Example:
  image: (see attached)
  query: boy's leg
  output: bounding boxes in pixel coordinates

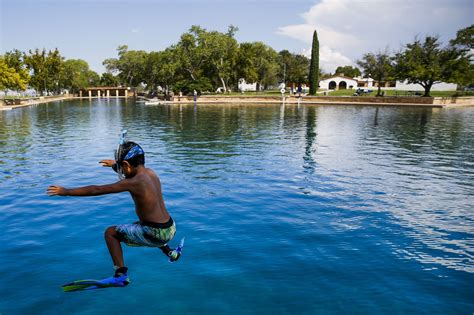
[159,245,172,256]
[159,244,182,262]
[104,226,125,268]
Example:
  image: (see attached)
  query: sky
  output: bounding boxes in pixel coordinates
[1,0,472,73]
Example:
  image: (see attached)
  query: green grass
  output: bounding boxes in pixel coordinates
[204,89,473,97]
[322,89,473,97]
[205,90,284,96]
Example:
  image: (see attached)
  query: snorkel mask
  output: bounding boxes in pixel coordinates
[114,130,145,179]
[115,130,128,179]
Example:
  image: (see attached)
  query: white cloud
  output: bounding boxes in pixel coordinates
[277,0,472,72]
[301,46,352,73]
[278,24,360,49]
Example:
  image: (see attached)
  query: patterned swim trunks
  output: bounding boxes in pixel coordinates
[115,217,176,247]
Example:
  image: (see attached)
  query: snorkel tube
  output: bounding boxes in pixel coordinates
[115,130,128,179]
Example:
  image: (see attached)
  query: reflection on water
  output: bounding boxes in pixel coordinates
[0,99,473,313]
[312,106,474,273]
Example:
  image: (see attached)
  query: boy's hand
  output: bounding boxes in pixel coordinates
[47,185,68,196]
[99,159,116,167]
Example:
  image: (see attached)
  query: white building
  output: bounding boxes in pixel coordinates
[319,76,358,90]
[319,75,457,92]
[395,81,457,91]
[238,78,258,92]
[353,76,374,88]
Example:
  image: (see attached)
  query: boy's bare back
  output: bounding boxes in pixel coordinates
[125,167,170,224]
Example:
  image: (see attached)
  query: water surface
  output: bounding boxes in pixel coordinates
[0,99,473,314]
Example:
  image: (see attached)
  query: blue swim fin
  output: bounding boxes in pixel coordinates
[62,279,101,292]
[62,274,130,292]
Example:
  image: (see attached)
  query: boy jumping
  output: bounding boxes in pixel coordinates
[47,139,181,286]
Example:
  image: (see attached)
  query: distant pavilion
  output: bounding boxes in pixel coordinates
[79,87,134,98]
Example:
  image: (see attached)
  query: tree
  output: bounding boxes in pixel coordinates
[248,42,279,90]
[394,36,468,96]
[319,69,333,80]
[0,57,28,92]
[23,48,47,95]
[144,49,179,92]
[23,48,64,95]
[308,30,319,95]
[206,26,239,92]
[103,57,120,77]
[87,70,100,87]
[292,54,310,84]
[357,50,394,96]
[97,25,320,93]
[450,24,474,50]
[174,77,213,95]
[171,26,280,92]
[334,65,361,78]
[227,41,279,90]
[45,48,63,93]
[2,50,29,92]
[235,42,258,84]
[100,72,120,87]
[4,49,30,89]
[449,25,474,88]
[278,50,291,84]
[170,25,240,93]
[103,45,148,87]
[278,50,309,85]
[61,59,101,93]
[174,26,208,83]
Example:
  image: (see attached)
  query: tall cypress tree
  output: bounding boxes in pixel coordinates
[309,30,319,95]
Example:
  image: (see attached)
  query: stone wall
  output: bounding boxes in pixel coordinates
[433,97,474,106]
[193,95,473,106]
[195,95,437,104]
[303,96,435,104]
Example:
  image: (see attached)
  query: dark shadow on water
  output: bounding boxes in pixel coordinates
[303,106,317,173]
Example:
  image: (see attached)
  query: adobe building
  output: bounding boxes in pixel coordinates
[319,75,358,90]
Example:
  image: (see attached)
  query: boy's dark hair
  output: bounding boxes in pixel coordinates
[118,141,145,167]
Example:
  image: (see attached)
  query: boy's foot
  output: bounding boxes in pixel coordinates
[168,250,181,262]
[168,237,185,263]
[113,266,130,286]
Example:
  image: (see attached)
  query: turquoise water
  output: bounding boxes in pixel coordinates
[0,99,473,314]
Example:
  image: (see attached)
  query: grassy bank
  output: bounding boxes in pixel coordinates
[323,89,474,97]
[204,89,473,98]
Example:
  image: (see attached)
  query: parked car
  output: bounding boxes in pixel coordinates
[353,88,372,96]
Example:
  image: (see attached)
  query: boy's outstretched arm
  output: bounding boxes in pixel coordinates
[47,180,130,197]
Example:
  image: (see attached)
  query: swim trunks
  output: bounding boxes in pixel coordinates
[115,217,176,247]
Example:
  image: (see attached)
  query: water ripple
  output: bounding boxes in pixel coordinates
[0,101,473,313]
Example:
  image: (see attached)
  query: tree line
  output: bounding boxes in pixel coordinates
[1,24,472,97]
[356,25,473,96]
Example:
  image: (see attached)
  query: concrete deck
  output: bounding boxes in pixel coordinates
[0,95,73,110]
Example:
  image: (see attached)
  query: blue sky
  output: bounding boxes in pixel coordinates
[1,0,472,73]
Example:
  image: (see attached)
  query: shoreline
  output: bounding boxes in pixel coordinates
[1,94,473,111]
[143,95,474,108]
[0,95,74,111]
